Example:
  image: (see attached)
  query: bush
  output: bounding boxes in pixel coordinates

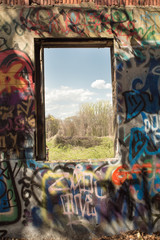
[54,135,102,148]
[46,136,114,160]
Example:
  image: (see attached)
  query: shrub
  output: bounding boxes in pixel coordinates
[54,135,102,148]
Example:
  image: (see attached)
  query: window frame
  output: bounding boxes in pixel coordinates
[34,38,116,161]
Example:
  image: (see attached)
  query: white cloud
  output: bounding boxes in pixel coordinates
[106,93,112,104]
[45,86,94,104]
[45,103,79,119]
[106,93,112,98]
[91,80,112,89]
[45,86,95,119]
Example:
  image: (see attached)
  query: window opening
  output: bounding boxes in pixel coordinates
[35,39,115,161]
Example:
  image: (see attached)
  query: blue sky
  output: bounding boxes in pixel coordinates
[44,48,112,119]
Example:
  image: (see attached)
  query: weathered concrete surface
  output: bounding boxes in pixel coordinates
[0,4,160,239]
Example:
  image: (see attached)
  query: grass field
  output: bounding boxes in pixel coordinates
[46,136,114,161]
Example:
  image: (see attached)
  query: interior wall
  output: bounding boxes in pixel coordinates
[0,5,160,239]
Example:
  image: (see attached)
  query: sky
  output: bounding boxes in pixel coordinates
[44,48,112,119]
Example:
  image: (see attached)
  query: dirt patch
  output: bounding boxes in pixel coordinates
[1,231,160,240]
[93,230,160,240]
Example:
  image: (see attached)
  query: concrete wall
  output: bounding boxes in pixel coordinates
[0,5,160,239]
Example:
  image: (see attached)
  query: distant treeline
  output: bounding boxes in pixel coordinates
[46,100,113,139]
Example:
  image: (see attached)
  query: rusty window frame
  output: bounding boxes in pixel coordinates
[34,38,116,161]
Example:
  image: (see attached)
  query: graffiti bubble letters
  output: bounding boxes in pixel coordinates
[61,193,97,217]
[144,114,160,134]
[32,164,107,220]
[112,162,153,186]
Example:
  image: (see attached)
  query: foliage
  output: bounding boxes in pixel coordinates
[54,135,102,148]
[45,100,114,160]
[46,136,114,161]
[45,115,59,139]
[77,100,113,137]
[46,100,113,139]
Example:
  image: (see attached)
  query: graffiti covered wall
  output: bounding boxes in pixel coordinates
[1,4,160,239]
[2,158,160,239]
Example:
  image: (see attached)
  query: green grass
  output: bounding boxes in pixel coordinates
[46,136,114,161]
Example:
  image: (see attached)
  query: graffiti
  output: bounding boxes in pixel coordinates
[0,18,26,36]
[0,99,35,134]
[0,37,8,49]
[0,21,12,35]
[29,165,103,221]
[124,57,160,121]
[119,122,160,165]
[0,161,21,225]
[15,162,121,226]
[129,128,148,164]
[22,161,151,227]
[0,159,160,236]
[123,89,160,122]
[12,19,26,36]
[20,8,133,37]
[1,2,160,239]
[112,161,160,186]
[18,7,158,41]
[0,50,35,159]
[140,11,159,31]
[0,49,34,96]
[123,118,160,164]
[144,114,160,133]
[22,209,32,226]
[121,52,160,163]
[19,174,32,207]
[61,193,97,217]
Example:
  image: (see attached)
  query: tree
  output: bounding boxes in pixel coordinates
[45,115,59,139]
[46,100,113,139]
[78,100,113,137]
[61,117,77,137]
